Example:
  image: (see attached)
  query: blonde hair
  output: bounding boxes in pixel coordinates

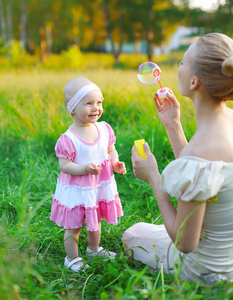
[63,77,93,108]
[191,33,233,101]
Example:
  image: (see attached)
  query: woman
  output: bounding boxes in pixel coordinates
[122,33,233,283]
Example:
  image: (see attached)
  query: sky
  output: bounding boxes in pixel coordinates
[189,0,226,11]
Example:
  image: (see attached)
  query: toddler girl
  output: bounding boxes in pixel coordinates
[50,77,126,272]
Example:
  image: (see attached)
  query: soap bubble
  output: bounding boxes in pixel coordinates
[137,62,161,85]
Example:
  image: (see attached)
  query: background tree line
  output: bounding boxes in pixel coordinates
[0,0,232,62]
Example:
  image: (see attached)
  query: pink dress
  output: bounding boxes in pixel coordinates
[50,121,123,231]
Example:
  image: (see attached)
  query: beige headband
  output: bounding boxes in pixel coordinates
[67,83,104,115]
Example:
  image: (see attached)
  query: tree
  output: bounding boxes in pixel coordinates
[0,0,7,42]
[130,0,185,60]
[0,0,14,44]
[178,0,232,37]
[145,0,154,61]
[100,0,135,63]
[20,0,27,49]
[1,0,231,60]
[6,1,12,41]
[213,0,233,36]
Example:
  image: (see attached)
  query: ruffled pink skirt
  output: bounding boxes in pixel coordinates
[50,159,123,231]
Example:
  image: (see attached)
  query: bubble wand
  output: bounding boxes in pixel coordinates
[134,62,168,158]
[137,62,169,99]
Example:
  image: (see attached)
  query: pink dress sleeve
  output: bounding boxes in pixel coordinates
[55,134,76,161]
[102,121,116,147]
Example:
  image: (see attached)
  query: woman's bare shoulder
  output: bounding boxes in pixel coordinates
[179,143,202,158]
[179,135,233,162]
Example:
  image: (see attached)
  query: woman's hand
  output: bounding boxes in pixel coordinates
[112,161,127,175]
[85,163,102,175]
[131,143,159,183]
[154,89,180,128]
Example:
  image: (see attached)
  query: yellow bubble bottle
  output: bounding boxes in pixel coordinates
[134,139,147,158]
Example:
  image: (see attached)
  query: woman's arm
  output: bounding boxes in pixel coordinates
[165,122,188,159]
[149,174,206,253]
[154,91,188,158]
[132,143,206,253]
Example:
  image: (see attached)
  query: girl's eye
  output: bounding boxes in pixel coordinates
[180,61,183,66]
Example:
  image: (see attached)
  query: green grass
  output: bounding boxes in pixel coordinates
[1,67,233,300]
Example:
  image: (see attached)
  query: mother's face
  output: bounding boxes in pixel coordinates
[178,43,196,97]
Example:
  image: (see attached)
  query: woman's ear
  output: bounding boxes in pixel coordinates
[190,76,199,90]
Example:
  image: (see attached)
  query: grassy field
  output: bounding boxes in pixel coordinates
[1,66,233,300]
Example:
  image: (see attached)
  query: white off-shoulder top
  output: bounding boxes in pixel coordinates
[160,156,233,282]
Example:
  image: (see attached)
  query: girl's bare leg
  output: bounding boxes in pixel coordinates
[87,223,101,250]
[64,227,82,263]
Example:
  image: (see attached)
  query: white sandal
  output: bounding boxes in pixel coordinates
[64,256,89,272]
[86,246,116,258]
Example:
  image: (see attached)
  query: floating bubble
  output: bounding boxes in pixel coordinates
[137,62,161,85]
[137,62,169,100]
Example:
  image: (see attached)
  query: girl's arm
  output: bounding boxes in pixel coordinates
[131,143,206,253]
[59,158,101,176]
[154,91,188,158]
[108,145,127,175]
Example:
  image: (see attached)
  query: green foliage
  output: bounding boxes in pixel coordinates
[41,45,84,70]
[0,40,38,68]
[0,0,232,66]
[5,40,25,64]
[1,66,232,299]
[60,45,83,69]
[0,46,185,71]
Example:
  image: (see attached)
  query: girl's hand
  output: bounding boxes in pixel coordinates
[131,143,159,183]
[154,89,180,128]
[85,163,102,175]
[112,161,127,175]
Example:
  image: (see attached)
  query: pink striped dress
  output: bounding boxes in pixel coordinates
[50,121,123,231]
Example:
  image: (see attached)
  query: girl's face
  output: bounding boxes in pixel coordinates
[73,90,103,126]
[178,43,196,97]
